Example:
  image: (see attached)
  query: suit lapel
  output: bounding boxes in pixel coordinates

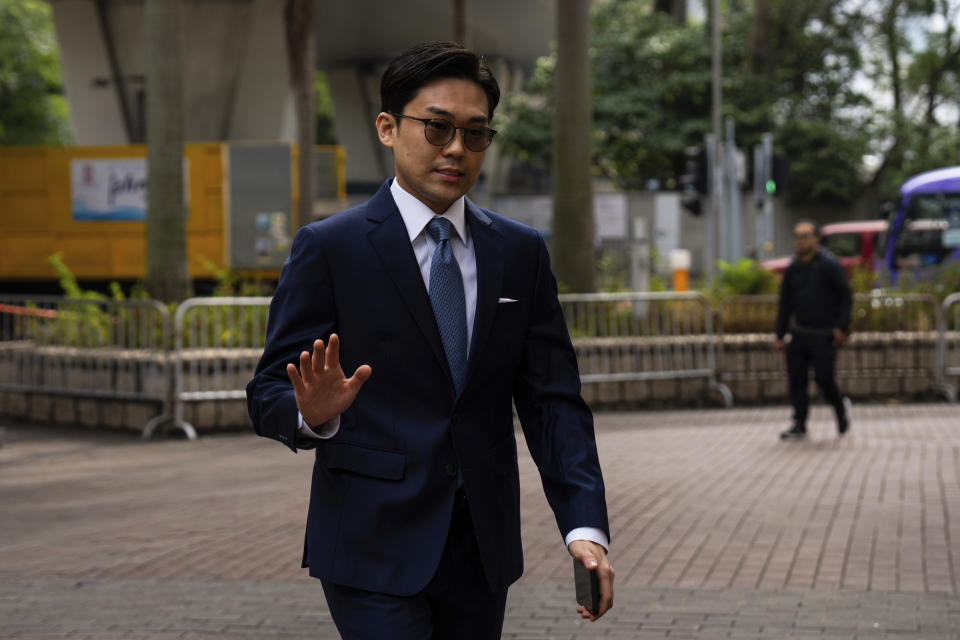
[465,200,504,387]
[365,183,450,381]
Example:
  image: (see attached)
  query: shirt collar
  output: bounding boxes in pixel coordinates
[390,178,467,244]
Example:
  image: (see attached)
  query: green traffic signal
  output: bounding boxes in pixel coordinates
[765,179,777,195]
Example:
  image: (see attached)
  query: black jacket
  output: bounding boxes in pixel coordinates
[776,248,852,340]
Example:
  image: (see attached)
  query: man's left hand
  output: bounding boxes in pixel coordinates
[568,540,614,621]
[832,329,848,347]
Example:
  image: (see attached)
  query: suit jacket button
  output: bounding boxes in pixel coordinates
[444,463,458,477]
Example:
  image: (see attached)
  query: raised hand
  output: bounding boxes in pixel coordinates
[286,334,372,427]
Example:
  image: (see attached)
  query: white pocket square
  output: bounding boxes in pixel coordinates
[498,297,518,303]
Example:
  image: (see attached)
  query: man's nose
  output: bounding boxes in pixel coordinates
[442,130,466,155]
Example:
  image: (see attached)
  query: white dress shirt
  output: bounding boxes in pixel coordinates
[297,179,608,551]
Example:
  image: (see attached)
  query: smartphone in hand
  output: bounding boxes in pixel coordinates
[573,559,600,615]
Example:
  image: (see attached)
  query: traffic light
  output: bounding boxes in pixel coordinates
[768,154,789,196]
[680,145,707,215]
[680,190,702,215]
[692,146,708,195]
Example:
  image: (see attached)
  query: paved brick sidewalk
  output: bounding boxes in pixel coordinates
[1,579,956,638]
[1,403,959,638]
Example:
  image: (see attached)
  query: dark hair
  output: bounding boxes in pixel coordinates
[380,41,500,120]
[795,219,821,237]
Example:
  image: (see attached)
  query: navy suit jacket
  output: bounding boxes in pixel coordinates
[246,181,609,596]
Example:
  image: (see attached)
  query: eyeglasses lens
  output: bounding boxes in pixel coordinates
[423,120,492,152]
[423,121,453,146]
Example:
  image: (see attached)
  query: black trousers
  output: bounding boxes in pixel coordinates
[786,332,846,428]
[320,489,508,640]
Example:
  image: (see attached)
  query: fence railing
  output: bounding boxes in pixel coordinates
[4,291,959,440]
[0,295,172,434]
[938,293,960,402]
[716,291,943,334]
[142,297,272,440]
[559,291,733,407]
[715,290,954,400]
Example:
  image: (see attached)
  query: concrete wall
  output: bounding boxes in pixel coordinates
[51,0,294,145]
[52,0,127,144]
[50,0,549,195]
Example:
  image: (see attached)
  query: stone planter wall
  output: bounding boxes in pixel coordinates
[577,332,955,408]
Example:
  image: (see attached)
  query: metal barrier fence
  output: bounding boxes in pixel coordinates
[715,290,951,400]
[715,291,943,334]
[558,291,733,406]
[6,290,959,440]
[0,295,172,434]
[145,297,272,440]
[938,293,960,402]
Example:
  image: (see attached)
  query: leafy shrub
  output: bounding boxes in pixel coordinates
[708,259,779,299]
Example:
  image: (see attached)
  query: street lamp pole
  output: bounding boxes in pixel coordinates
[708,0,723,275]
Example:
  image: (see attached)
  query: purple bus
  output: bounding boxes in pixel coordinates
[882,166,960,281]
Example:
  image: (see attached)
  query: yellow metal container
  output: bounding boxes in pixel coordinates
[0,143,345,284]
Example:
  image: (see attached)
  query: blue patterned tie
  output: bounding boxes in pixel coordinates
[426,217,468,394]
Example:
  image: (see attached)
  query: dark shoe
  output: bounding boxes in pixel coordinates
[780,425,807,440]
[838,397,852,436]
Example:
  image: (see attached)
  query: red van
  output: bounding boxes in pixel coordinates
[761,220,888,277]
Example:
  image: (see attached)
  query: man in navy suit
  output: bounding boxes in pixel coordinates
[247,41,612,639]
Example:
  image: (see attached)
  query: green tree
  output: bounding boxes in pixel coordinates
[315,71,337,144]
[0,0,71,145]
[590,4,713,189]
[865,0,960,198]
[499,0,879,206]
[728,0,873,204]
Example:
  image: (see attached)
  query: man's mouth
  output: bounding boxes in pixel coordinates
[434,167,464,179]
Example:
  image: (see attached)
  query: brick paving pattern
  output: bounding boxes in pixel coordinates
[1,403,959,638]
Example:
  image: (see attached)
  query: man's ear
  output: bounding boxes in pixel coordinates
[376,112,396,149]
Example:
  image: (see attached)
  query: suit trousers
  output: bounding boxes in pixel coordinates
[786,332,845,428]
[320,489,509,640]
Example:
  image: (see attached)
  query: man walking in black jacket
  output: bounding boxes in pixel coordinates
[775,220,853,440]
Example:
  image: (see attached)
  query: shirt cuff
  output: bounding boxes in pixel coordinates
[565,527,609,552]
[297,413,340,439]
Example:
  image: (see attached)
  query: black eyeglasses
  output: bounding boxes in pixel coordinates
[391,113,497,152]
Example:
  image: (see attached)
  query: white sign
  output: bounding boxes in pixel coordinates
[71,159,147,221]
[71,158,188,221]
[595,193,628,239]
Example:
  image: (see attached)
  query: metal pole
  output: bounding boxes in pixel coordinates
[753,144,764,254]
[726,116,741,260]
[762,132,774,255]
[704,133,715,278]
[710,0,723,270]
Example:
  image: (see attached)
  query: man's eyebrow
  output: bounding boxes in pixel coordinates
[424,106,489,124]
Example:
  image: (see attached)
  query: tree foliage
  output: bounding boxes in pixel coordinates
[0,0,71,145]
[499,0,960,206]
[862,0,960,196]
[315,71,337,144]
